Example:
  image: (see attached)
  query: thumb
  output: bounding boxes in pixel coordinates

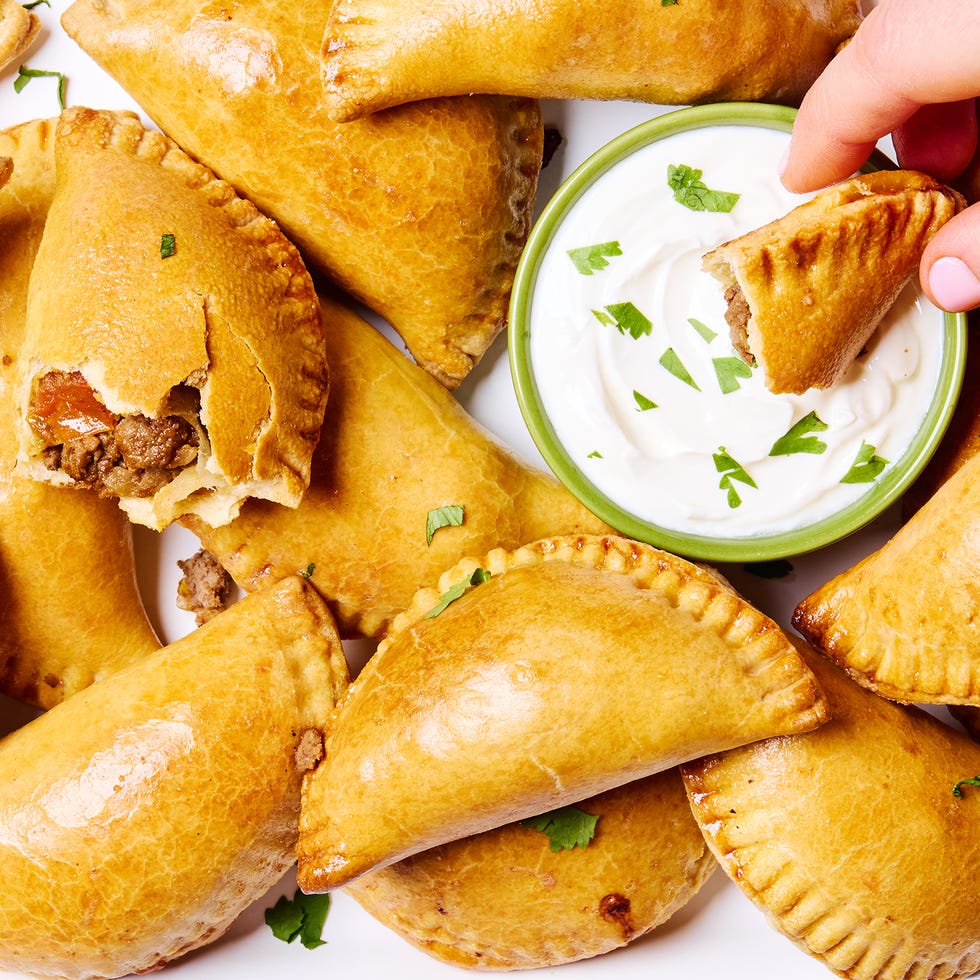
[921,202,980,312]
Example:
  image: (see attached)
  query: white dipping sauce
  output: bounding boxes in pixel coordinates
[528,125,944,540]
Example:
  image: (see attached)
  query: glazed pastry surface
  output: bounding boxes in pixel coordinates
[682,648,980,980]
[297,535,828,891]
[319,0,862,121]
[702,169,964,393]
[62,0,543,387]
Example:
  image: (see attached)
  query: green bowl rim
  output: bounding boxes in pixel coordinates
[508,102,968,563]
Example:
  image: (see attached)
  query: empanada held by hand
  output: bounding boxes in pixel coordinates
[297,534,828,891]
[319,0,861,121]
[17,107,329,531]
[0,576,350,980]
[345,769,716,970]
[682,649,980,980]
[793,451,980,705]
[702,170,964,394]
[61,0,542,389]
[0,117,159,709]
[184,297,612,640]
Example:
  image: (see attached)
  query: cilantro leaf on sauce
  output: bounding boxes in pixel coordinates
[264,890,331,950]
[659,347,700,390]
[840,441,889,484]
[425,504,465,545]
[688,317,717,343]
[520,805,599,852]
[713,446,757,508]
[769,410,829,457]
[633,390,657,411]
[592,301,652,340]
[424,566,491,619]
[712,356,753,394]
[667,163,740,212]
[567,241,623,275]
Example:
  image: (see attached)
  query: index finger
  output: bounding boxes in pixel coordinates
[781,0,980,192]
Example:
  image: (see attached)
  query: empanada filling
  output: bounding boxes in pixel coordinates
[28,369,202,499]
[722,282,755,366]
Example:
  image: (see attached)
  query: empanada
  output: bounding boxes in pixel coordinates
[17,107,329,531]
[61,0,542,389]
[0,575,350,980]
[0,0,39,73]
[319,0,861,121]
[183,297,612,639]
[346,769,716,970]
[702,170,965,394]
[297,534,828,891]
[0,117,159,709]
[681,648,980,980]
[793,451,980,705]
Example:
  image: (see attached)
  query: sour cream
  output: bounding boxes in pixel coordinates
[520,121,951,550]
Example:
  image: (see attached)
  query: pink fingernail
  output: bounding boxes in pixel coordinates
[928,256,980,312]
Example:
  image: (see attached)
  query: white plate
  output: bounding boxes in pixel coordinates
[0,11,920,980]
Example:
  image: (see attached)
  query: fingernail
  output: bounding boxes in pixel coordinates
[928,256,980,312]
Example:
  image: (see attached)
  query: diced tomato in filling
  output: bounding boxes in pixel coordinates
[27,370,118,446]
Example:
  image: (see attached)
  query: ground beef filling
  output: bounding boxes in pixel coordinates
[38,409,199,498]
[723,282,755,366]
[176,548,235,626]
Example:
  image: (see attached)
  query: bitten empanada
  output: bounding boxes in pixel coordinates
[17,107,329,531]
[0,117,159,709]
[319,0,861,121]
[183,297,612,639]
[346,769,716,970]
[0,576,350,979]
[702,170,964,394]
[793,451,980,705]
[0,0,39,72]
[297,534,828,891]
[62,0,542,388]
[682,648,980,980]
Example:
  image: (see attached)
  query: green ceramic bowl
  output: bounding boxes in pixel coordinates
[509,103,967,563]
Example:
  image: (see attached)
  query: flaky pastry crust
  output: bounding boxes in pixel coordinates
[682,648,980,980]
[0,0,39,72]
[17,107,329,530]
[793,451,980,705]
[297,534,827,892]
[702,169,965,393]
[61,0,543,387]
[0,576,350,980]
[346,768,716,970]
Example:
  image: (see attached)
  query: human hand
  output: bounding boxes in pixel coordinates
[780,0,980,312]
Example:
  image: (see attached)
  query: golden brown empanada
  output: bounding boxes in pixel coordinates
[17,107,329,531]
[682,648,980,980]
[319,0,861,121]
[183,297,612,639]
[297,534,828,892]
[61,0,542,389]
[702,170,964,394]
[0,0,39,72]
[0,117,160,709]
[0,575,350,980]
[793,451,980,705]
[345,768,716,970]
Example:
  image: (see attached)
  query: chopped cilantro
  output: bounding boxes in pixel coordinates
[22,0,50,8]
[688,317,717,343]
[769,410,829,457]
[840,441,889,484]
[587,449,603,459]
[424,566,490,619]
[301,563,315,579]
[667,163,740,213]
[662,0,679,5]
[567,241,622,275]
[953,776,980,798]
[633,390,657,411]
[712,356,753,394]
[14,66,67,110]
[520,805,599,852]
[592,301,652,340]
[713,446,757,509]
[659,347,700,390]
[264,890,330,950]
[160,233,176,258]
[425,504,464,545]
